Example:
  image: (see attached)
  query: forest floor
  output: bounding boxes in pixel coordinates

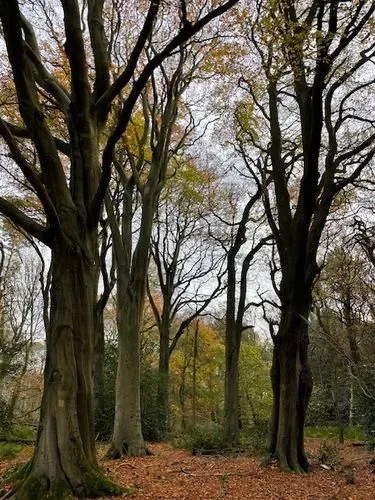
[1,439,374,499]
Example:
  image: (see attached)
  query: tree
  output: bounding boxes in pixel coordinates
[105,46,201,457]
[169,318,225,430]
[0,235,43,436]
[147,163,225,438]
[239,0,375,471]
[239,341,273,428]
[312,245,375,439]
[221,173,272,445]
[0,0,240,496]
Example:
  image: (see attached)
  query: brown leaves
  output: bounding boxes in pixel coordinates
[98,440,375,499]
[1,440,374,499]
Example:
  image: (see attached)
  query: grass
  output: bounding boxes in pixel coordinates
[305,426,366,441]
[0,442,23,460]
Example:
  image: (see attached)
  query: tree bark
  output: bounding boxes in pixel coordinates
[93,307,105,418]
[107,273,146,458]
[223,250,241,445]
[10,239,121,499]
[269,308,313,472]
[157,322,170,439]
[224,326,241,444]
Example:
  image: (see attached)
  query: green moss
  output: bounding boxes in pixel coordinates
[79,465,126,498]
[4,463,128,500]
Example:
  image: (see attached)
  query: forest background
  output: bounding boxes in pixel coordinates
[0,0,374,498]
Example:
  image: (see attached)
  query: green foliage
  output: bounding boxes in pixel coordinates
[241,421,269,456]
[305,425,365,441]
[94,341,117,440]
[0,442,23,459]
[0,398,12,438]
[307,386,338,427]
[185,423,225,453]
[140,369,165,442]
[94,342,167,442]
[9,426,37,442]
[239,343,272,427]
[318,439,340,468]
[356,391,375,447]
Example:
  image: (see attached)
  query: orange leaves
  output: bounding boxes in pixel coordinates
[101,440,375,499]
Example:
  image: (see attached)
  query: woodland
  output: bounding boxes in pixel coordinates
[0,0,374,499]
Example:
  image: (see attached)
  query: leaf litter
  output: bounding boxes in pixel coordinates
[0,440,374,499]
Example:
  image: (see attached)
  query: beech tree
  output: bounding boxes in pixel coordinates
[0,0,239,497]
[147,164,225,438]
[240,0,375,471]
[221,176,272,445]
[105,47,191,457]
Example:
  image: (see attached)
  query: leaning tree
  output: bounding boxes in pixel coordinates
[239,0,375,471]
[0,0,239,497]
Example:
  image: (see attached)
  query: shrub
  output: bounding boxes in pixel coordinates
[187,423,224,454]
[318,439,340,468]
[356,388,375,448]
[0,399,11,439]
[95,343,167,442]
[140,369,165,442]
[94,341,117,441]
[10,426,36,442]
[241,421,269,456]
[305,426,365,441]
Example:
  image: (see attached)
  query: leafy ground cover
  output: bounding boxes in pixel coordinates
[1,440,374,499]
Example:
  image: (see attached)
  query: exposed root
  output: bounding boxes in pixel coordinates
[106,441,147,459]
[3,464,125,500]
[263,451,309,473]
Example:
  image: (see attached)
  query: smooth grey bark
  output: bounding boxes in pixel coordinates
[107,188,155,457]
[110,275,146,457]
[108,49,187,456]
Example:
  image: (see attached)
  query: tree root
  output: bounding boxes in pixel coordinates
[106,441,147,459]
[2,463,125,500]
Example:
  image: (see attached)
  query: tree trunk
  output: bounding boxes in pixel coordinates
[93,308,105,431]
[223,251,241,445]
[349,373,355,427]
[192,321,199,427]
[223,324,241,445]
[107,274,146,458]
[10,240,121,499]
[269,309,313,472]
[157,323,170,439]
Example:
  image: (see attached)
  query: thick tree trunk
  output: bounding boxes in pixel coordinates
[93,303,105,387]
[223,251,241,445]
[268,309,313,472]
[157,324,170,439]
[9,241,121,499]
[223,324,241,445]
[107,275,146,458]
[93,308,105,431]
